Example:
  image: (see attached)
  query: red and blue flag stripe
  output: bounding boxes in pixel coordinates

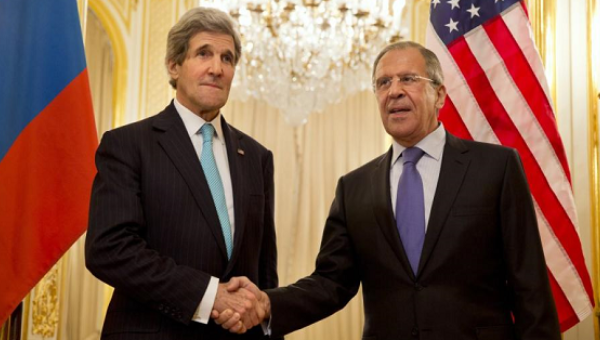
[0,0,97,324]
[426,0,594,331]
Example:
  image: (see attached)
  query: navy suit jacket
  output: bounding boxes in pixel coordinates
[86,102,278,339]
[266,133,559,340]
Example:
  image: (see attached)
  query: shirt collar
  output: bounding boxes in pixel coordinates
[392,122,446,166]
[174,97,225,144]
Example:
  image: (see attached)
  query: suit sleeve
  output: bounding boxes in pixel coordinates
[85,130,210,325]
[500,149,560,339]
[258,150,283,340]
[265,177,361,337]
[258,150,279,291]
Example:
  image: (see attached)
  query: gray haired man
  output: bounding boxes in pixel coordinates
[86,7,278,339]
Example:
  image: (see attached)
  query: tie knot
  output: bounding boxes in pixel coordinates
[200,124,215,143]
[402,147,425,165]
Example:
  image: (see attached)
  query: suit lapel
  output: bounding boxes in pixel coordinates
[153,103,228,259]
[371,148,415,279]
[417,133,470,275]
[221,117,248,274]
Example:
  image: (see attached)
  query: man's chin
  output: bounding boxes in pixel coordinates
[196,97,227,109]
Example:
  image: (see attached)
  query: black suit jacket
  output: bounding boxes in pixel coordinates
[85,102,278,339]
[266,133,559,340]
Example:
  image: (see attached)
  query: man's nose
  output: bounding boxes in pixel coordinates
[209,58,223,76]
[387,79,406,99]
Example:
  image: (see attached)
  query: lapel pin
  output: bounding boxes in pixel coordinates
[237,149,245,155]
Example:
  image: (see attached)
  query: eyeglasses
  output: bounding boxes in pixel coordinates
[373,74,436,92]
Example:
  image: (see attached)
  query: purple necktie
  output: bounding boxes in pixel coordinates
[396,147,425,275]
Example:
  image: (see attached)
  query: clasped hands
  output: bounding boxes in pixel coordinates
[211,276,270,334]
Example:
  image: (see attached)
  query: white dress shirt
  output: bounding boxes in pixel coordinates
[174,98,234,324]
[390,124,446,230]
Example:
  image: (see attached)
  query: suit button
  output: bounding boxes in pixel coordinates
[414,283,423,291]
[411,327,419,337]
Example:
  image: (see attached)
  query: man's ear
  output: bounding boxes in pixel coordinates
[436,84,447,109]
[167,60,179,80]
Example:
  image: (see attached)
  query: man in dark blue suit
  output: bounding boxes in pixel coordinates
[85,7,277,339]
[215,41,560,340]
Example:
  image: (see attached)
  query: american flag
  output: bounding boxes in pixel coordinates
[426,0,595,332]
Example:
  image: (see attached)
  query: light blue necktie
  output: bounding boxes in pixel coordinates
[200,124,232,259]
[396,147,426,275]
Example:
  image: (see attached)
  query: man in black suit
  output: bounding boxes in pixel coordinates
[85,7,277,339]
[215,41,560,339]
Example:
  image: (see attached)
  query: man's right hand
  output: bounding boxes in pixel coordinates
[212,276,271,333]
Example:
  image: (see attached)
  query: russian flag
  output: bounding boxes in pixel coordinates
[0,0,97,324]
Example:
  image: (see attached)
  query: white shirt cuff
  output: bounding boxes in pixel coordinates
[191,276,219,324]
[263,315,272,335]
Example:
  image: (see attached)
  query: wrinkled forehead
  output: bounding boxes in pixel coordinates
[188,31,235,52]
[375,48,427,78]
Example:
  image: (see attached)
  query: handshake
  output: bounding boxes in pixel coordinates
[211,276,271,334]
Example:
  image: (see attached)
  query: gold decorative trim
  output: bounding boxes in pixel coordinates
[106,0,136,30]
[22,295,30,340]
[89,0,128,128]
[77,0,89,34]
[526,0,544,66]
[31,266,60,337]
[587,0,600,336]
[137,1,148,121]
[56,250,71,340]
[526,0,557,110]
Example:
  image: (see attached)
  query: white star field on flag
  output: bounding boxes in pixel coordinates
[447,0,460,10]
[466,4,480,18]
